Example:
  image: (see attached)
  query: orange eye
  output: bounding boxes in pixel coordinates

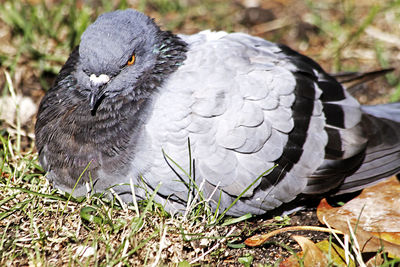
[127,54,135,65]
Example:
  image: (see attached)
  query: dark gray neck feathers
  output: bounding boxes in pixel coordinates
[35,19,187,186]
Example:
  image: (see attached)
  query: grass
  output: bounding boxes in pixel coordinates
[0,130,256,265]
[1,0,400,265]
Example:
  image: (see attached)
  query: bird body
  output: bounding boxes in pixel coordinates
[35,9,400,216]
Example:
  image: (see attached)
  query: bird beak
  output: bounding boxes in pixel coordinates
[89,88,101,111]
[89,74,110,111]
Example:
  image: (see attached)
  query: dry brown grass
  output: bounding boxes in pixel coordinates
[1,0,400,265]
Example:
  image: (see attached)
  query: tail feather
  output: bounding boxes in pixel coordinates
[336,109,400,193]
[332,68,394,93]
[361,102,400,123]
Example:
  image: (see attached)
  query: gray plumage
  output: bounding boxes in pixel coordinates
[35,9,400,216]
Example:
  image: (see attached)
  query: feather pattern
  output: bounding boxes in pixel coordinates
[35,9,400,216]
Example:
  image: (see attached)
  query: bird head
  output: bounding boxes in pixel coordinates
[75,9,164,112]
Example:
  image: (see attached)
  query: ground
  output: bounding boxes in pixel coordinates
[1,0,400,266]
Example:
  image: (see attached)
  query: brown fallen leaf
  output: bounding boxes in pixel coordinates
[365,253,384,267]
[280,237,357,267]
[317,176,400,257]
[316,240,355,267]
[280,235,328,267]
[244,225,342,247]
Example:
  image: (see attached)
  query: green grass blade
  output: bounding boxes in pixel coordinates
[215,165,277,224]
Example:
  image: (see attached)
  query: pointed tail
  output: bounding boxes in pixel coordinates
[336,103,400,193]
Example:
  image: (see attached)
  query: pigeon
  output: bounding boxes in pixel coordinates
[35,9,400,216]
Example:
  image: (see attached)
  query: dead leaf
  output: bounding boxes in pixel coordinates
[316,240,355,267]
[317,176,400,257]
[365,253,384,267]
[279,254,300,267]
[0,95,37,125]
[244,226,341,247]
[280,235,328,267]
